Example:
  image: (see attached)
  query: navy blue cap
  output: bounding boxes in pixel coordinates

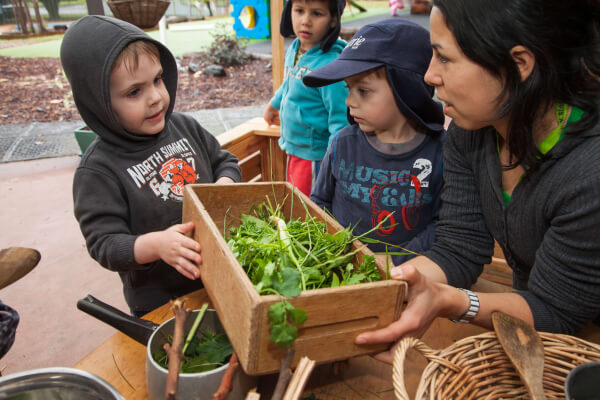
[280,0,346,53]
[303,18,444,133]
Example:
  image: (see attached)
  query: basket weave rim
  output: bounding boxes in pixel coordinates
[393,331,600,400]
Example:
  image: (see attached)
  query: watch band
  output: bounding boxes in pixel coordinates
[452,288,480,324]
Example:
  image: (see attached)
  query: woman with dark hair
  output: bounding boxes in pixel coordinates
[355,0,600,363]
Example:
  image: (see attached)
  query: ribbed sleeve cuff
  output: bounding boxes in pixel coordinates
[109,234,146,270]
[217,167,242,183]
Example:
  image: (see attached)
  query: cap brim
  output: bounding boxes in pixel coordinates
[303,59,384,87]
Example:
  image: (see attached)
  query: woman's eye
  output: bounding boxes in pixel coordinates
[359,88,369,96]
[154,76,162,85]
[436,53,449,63]
[127,88,140,97]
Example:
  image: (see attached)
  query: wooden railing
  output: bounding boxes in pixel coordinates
[218,117,286,183]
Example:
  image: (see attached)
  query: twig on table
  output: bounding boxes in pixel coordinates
[282,356,315,400]
[165,299,190,400]
[271,347,295,400]
[213,352,239,400]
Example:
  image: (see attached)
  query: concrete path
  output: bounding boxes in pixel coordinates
[0,105,267,163]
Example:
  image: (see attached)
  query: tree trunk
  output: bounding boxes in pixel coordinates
[32,0,47,32]
[204,0,213,16]
[11,0,28,34]
[40,0,59,20]
[22,0,35,33]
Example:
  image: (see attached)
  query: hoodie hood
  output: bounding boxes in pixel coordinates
[60,15,178,149]
[280,0,345,53]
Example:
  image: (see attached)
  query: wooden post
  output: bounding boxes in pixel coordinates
[269,0,284,94]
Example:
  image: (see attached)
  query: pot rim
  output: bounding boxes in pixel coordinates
[146,309,230,378]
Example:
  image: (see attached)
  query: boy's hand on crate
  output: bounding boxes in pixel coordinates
[134,222,202,280]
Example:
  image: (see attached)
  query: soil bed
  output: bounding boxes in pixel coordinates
[0,56,272,125]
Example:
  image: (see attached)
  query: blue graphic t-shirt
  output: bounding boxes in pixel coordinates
[311,124,445,264]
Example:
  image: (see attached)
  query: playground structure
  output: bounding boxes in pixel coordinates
[230,0,270,39]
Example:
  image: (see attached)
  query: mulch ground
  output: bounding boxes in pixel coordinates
[0,55,273,125]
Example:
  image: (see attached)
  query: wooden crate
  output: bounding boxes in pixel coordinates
[182,182,406,375]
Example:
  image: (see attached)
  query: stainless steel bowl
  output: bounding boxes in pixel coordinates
[0,367,124,399]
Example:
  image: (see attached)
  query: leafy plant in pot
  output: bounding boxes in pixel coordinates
[77,295,256,399]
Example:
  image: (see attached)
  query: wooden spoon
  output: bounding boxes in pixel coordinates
[492,311,546,399]
[0,247,41,289]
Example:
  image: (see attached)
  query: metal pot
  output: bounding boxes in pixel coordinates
[565,361,600,400]
[0,367,124,399]
[77,295,256,400]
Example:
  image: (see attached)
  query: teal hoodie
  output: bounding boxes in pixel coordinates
[270,38,349,161]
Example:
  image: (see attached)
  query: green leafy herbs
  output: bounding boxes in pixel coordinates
[153,330,233,374]
[225,197,386,348]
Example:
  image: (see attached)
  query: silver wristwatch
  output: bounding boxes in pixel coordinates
[452,288,480,324]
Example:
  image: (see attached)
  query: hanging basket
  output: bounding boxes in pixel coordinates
[107,0,171,29]
[393,331,600,399]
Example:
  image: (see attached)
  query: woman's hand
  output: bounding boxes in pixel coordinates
[263,104,280,126]
[355,263,462,364]
[134,222,202,280]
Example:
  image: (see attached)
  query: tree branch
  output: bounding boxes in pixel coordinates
[164,299,190,400]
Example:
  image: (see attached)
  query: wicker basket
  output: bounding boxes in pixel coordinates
[393,332,600,399]
[107,0,171,29]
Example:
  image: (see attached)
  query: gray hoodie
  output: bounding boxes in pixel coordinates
[61,16,241,314]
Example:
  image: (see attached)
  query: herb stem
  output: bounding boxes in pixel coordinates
[270,215,306,291]
[182,303,208,356]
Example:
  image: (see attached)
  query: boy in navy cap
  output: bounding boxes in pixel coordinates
[304,19,445,264]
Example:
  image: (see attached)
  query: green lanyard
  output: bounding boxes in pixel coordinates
[499,103,569,205]
[538,103,568,154]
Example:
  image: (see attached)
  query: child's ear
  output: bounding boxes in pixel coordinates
[510,45,535,82]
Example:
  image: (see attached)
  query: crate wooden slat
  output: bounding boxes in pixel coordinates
[182,182,406,375]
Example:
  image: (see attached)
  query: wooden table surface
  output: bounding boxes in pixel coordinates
[74,288,496,400]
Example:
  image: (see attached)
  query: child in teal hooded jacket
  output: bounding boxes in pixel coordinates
[263,0,349,196]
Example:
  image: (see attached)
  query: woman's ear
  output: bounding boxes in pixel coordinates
[510,45,535,82]
[330,16,337,29]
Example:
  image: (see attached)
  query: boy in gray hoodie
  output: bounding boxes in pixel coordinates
[61,16,241,316]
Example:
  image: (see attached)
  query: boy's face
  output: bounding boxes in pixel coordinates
[110,53,170,136]
[291,0,336,52]
[345,69,402,135]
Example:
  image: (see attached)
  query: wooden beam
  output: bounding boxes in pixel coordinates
[270,0,285,93]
